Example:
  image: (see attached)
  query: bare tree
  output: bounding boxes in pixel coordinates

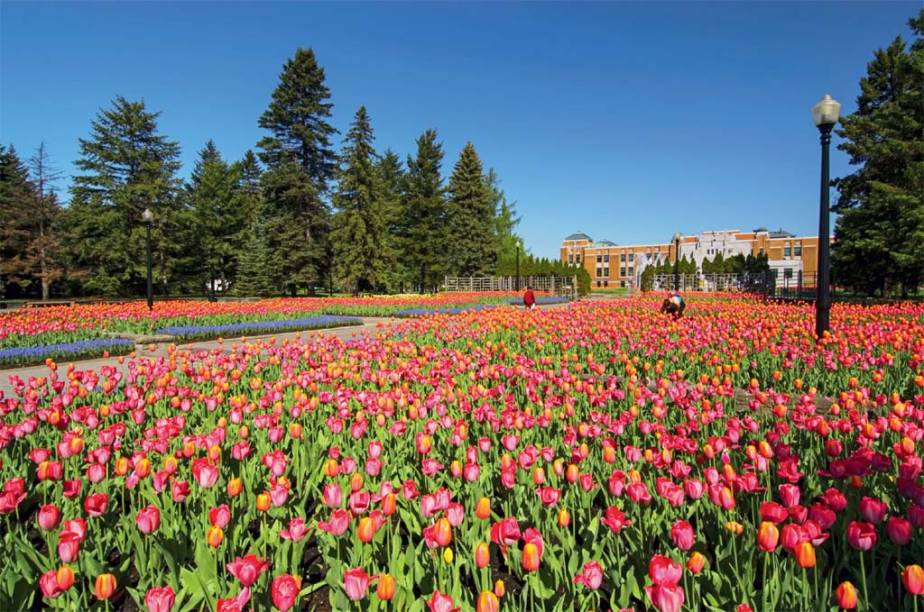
[28,142,64,300]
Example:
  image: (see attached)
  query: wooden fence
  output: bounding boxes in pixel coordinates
[443,276,577,298]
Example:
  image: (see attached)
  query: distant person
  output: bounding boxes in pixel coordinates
[523,286,536,310]
[660,290,685,319]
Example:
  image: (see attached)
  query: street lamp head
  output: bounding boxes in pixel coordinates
[142,208,154,223]
[672,232,682,243]
[812,94,841,129]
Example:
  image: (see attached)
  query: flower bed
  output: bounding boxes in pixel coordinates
[0,337,134,367]
[155,315,363,342]
[1,298,923,610]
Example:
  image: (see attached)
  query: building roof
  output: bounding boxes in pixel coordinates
[769,228,794,238]
[564,232,592,241]
[594,239,617,247]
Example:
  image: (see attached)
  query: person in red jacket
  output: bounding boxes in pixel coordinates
[523,286,536,310]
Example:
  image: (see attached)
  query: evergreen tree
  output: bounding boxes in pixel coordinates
[233,201,275,297]
[187,141,248,298]
[403,129,446,292]
[331,106,389,294]
[0,145,38,297]
[445,143,496,276]
[486,169,523,275]
[66,96,182,296]
[27,143,65,299]
[257,48,337,294]
[832,10,924,296]
[376,149,407,292]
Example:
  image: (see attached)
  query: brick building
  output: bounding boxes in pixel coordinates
[561,228,820,289]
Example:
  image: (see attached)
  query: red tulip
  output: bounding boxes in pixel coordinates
[57,530,81,563]
[427,589,457,612]
[778,484,801,508]
[136,504,160,535]
[226,553,269,587]
[209,504,231,528]
[280,517,310,542]
[37,504,61,530]
[846,521,877,551]
[887,516,912,546]
[859,497,887,524]
[648,554,683,586]
[271,574,301,611]
[601,505,632,534]
[84,493,108,517]
[318,509,351,536]
[646,584,685,612]
[145,585,176,612]
[343,567,373,601]
[670,520,694,551]
[489,517,520,553]
[573,560,604,590]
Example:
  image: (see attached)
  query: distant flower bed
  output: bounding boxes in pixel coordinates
[506,296,571,305]
[156,316,363,342]
[393,304,505,318]
[0,337,134,367]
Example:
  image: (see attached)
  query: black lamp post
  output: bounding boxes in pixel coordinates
[142,207,154,311]
[811,94,840,338]
[672,232,682,291]
[515,240,521,291]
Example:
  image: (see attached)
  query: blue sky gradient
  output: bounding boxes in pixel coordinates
[1,1,918,257]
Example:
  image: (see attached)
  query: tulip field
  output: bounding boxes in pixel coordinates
[2,295,924,611]
[0,294,519,366]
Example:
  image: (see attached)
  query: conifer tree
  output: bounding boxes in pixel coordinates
[0,145,37,297]
[376,149,407,292]
[445,143,496,275]
[833,10,924,296]
[331,106,388,293]
[66,96,182,296]
[403,129,446,292]
[257,48,337,294]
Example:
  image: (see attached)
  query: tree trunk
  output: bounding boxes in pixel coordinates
[39,219,49,301]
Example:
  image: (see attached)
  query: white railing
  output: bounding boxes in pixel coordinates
[443,276,577,298]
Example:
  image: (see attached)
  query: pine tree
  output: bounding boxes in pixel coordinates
[0,145,37,297]
[445,144,496,276]
[27,143,65,300]
[257,48,337,294]
[487,169,523,275]
[66,96,182,296]
[832,10,924,296]
[233,201,275,297]
[331,106,388,294]
[403,129,446,292]
[376,149,407,292]
[187,141,248,298]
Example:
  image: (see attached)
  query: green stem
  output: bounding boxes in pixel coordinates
[860,552,869,611]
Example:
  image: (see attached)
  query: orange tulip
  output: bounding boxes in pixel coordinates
[381,493,397,516]
[475,497,491,520]
[434,517,452,547]
[94,574,117,600]
[557,508,571,528]
[256,492,271,512]
[475,542,490,569]
[794,541,816,568]
[376,574,396,601]
[357,517,375,543]
[227,478,243,497]
[522,542,541,572]
[56,565,75,591]
[207,526,224,548]
[757,521,779,553]
[494,579,505,598]
[687,551,706,574]
[834,581,858,609]
[477,591,500,612]
[903,565,924,595]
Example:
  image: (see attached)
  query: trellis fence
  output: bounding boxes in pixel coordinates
[443,276,577,298]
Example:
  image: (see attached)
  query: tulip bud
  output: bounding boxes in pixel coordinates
[757,521,779,553]
[903,565,924,596]
[794,541,816,568]
[256,492,271,512]
[207,526,224,548]
[227,478,243,497]
[522,542,541,572]
[56,566,75,591]
[381,493,397,516]
[357,517,375,543]
[834,581,858,609]
[376,574,396,601]
[687,551,706,574]
[475,497,491,520]
[475,542,490,569]
[557,508,571,528]
[434,517,452,547]
[477,591,500,612]
[494,579,505,598]
[94,574,117,600]
[443,547,454,565]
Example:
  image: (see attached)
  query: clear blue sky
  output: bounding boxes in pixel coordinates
[1,1,918,257]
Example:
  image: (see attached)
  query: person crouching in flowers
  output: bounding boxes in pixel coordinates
[660,290,685,319]
[523,286,536,310]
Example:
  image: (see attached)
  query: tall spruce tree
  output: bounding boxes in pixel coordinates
[233,199,276,298]
[0,145,38,297]
[66,96,182,296]
[331,107,388,293]
[486,169,522,275]
[27,143,65,299]
[832,10,924,296]
[403,129,446,292]
[257,48,337,294]
[187,141,248,298]
[376,149,407,292]
[445,143,496,276]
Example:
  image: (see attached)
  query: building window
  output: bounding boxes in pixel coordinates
[603,280,608,287]
[794,245,802,256]
[568,254,573,264]
[628,267,634,276]
[620,253,626,262]
[784,246,791,257]
[759,248,765,256]
[576,255,581,263]
[602,267,608,277]
[620,267,626,277]
[784,268,793,279]
[596,281,601,287]
[604,254,609,263]
[596,255,602,264]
